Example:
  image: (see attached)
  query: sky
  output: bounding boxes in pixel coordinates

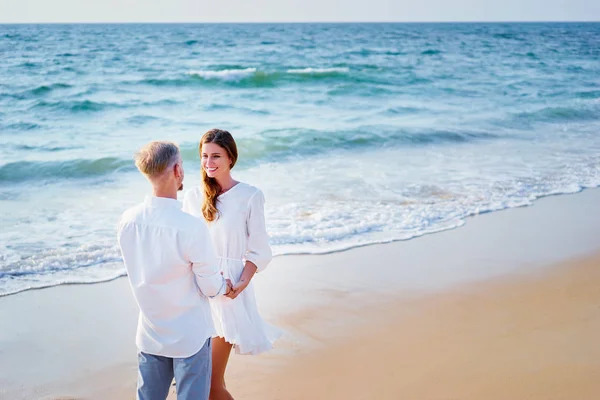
[1,0,599,23]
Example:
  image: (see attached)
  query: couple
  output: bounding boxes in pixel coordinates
[117,129,280,400]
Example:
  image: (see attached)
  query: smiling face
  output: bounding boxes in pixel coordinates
[201,142,233,180]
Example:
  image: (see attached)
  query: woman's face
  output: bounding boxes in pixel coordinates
[201,142,232,179]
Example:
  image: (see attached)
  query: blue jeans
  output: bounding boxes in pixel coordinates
[137,338,212,400]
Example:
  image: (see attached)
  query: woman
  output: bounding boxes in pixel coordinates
[183,128,281,400]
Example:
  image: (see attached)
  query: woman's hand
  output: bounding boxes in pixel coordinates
[225,261,258,299]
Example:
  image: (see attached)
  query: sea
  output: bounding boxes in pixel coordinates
[1,22,599,296]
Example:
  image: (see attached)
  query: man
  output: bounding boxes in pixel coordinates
[118,141,231,400]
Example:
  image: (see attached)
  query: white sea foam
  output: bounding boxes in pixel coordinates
[286,67,349,74]
[234,136,600,256]
[187,68,257,81]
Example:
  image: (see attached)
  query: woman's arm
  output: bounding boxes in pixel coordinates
[226,190,271,299]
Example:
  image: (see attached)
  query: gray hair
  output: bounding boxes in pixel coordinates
[134,141,180,177]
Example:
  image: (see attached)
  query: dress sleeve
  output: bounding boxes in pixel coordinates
[244,189,272,272]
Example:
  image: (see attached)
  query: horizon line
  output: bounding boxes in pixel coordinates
[1,20,600,25]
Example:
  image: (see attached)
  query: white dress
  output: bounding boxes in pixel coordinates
[182,182,281,355]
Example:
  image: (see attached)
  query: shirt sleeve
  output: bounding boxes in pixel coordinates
[185,221,225,298]
[244,190,273,272]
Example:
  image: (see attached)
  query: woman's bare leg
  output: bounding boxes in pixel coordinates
[210,337,234,400]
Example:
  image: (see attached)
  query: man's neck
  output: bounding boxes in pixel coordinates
[152,187,177,200]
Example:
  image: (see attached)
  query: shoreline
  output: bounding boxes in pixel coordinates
[0,188,599,399]
[2,186,598,299]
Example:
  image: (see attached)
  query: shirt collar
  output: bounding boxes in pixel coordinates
[144,195,182,209]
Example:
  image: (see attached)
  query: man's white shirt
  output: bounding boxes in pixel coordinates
[118,195,225,358]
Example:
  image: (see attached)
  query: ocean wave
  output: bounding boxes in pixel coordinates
[2,121,42,131]
[492,32,526,41]
[126,114,169,125]
[28,83,72,95]
[32,99,109,113]
[1,83,73,101]
[0,127,497,183]
[204,103,270,115]
[139,67,353,88]
[29,98,177,113]
[515,106,600,123]
[0,157,134,184]
[0,244,124,297]
[1,244,121,277]
[327,84,396,96]
[576,90,600,99]
[384,106,427,115]
[345,48,405,56]
[10,144,81,152]
[1,126,503,185]
[179,127,499,165]
[19,61,40,68]
[187,67,258,81]
[3,33,21,39]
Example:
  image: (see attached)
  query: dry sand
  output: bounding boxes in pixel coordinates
[223,253,600,400]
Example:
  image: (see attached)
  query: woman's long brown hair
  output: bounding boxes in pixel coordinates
[200,129,238,222]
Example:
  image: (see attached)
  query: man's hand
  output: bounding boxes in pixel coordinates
[225,279,249,300]
[224,279,233,296]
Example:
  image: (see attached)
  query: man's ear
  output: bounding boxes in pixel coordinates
[173,163,182,179]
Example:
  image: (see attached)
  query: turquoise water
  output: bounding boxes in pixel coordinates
[1,23,599,296]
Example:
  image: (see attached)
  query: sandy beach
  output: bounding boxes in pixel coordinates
[226,252,600,400]
[1,189,599,400]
